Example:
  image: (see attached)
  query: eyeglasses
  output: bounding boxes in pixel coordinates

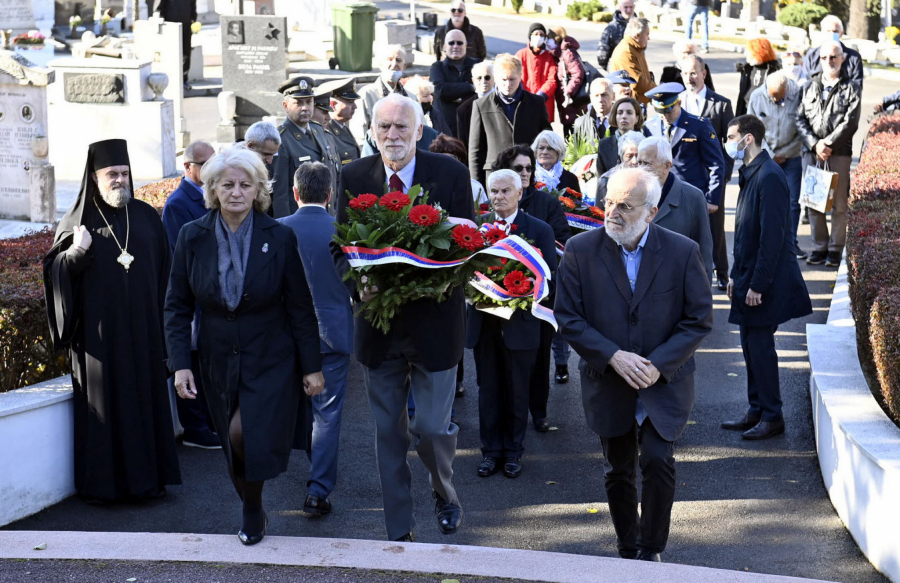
[604,200,649,213]
[474,75,491,81]
[512,164,534,173]
[450,7,465,13]
[820,55,839,61]
[447,41,465,46]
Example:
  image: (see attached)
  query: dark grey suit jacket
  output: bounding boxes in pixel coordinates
[468,90,550,185]
[654,174,714,279]
[554,224,713,441]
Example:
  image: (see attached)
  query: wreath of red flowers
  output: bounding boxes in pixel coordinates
[380,191,411,211]
[408,204,441,227]
[566,187,583,199]
[589,205,605,218]
[560,197,576,209]
[503,270,532,295]
[349,193,378,210]
[534,181,547,190]
[452,224,485,251]
[483,226,508,245]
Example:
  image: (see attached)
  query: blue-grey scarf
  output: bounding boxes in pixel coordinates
[215,210,253,312]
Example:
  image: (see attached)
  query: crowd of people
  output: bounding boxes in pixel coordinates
[44,0,883,564]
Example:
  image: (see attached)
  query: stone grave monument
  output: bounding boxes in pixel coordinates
[47,57,176,180]
[133,16,190,149]
[219,14,288,142]
[0,0,54,36]
[0,51,56,222]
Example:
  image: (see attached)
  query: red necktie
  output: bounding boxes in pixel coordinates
[389,173,404,193]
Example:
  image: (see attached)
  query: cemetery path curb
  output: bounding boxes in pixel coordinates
[0,530,837,583]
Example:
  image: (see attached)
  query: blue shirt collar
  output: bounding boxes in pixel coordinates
[619,225,650,254]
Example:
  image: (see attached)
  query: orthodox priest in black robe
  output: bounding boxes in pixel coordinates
[43,139,182,502]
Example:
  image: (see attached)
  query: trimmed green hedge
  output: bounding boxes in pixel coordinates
[777,3,828,29]
[847,111,900,425]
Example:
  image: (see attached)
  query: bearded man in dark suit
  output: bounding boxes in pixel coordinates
[333,93,475,543]
[555,167,713,562]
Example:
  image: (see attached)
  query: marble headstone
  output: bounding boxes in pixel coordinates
[0,0,53,34]
[0,51,54,221]
[220,14,288,141]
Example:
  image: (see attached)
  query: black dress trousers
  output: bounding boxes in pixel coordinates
[529,321,555,420]
[740,324,782,422]
[600,418,677,557]
[710,200,729,280]
[474,315,536,459]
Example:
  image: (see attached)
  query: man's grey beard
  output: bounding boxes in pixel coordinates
[606,212,649,248]
[377,137,415,162]
[99,184,132,208]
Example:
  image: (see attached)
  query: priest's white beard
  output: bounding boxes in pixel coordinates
[99,183,132,208]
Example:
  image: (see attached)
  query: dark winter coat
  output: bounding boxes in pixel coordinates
[596,10,629,70]
[433,17,487,62]
[735,60,780,116]
[795,72,862,158]
[430,56,478,137]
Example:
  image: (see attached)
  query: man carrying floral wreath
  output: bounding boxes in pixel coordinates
[333,93,475,542]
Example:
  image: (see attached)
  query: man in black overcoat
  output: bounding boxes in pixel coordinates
[721,115,813,440]
[466,169,557,480]
[333,93,475,542]
[555,167,713,562]
[430,29,477,138]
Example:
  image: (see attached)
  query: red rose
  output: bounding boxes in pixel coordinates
[349,193,378,210]
[483,227,507,244]
[452,224,485,251]
[509,224,519,232]
[380,191,411,211]
[409,204,441,227]
[503,270,532,295]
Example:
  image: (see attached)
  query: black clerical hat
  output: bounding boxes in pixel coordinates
[90,139,131,171]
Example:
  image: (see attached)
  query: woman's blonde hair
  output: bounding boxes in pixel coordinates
[201,145,272,213]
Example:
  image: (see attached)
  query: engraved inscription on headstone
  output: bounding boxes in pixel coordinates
[0,85,45,219]
[64,73,125,103]
[0,0,37,31]
[221,15,288,138]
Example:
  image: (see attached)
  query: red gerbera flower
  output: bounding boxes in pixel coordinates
[349,193,378,210]
[566,187,583,199]
[503,270,532,295]
[479,203,490,212]
[452,224,484,251]
[589,206,605,218]
[408,204,441,227]
[560,197,576,209]
[483,227,507,245]
[534,181,547,190]
[380,191,411,211]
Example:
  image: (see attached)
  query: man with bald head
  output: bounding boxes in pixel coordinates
[573,78,614,143]
[796,40,861,267]
[555,167,713,562]
[334,93,475,542]
[433,0,487,62]
[431,29,478,138]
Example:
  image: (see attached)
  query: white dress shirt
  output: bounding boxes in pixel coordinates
[383,156,417,194]
[683,85,707,117]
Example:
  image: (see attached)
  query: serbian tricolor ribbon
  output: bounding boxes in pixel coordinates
[342,234,557,329]
[565,212,604,231]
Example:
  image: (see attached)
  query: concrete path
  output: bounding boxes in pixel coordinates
[1,6,889,583]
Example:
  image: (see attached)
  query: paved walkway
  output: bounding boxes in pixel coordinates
[1,7,889,583]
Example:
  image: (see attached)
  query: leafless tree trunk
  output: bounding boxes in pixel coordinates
[849,0,880,40]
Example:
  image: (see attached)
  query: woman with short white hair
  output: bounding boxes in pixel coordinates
[531,129,580,192]
[594,130,644,204]
[404,74,453,135]
[165,146,325,547]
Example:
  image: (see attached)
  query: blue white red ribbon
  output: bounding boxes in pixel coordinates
[565,212,604,231]
[341,234,557,330]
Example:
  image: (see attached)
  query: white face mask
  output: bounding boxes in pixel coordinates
[530,36,545,49]
[383,69,403,84]
[546,38,558,51]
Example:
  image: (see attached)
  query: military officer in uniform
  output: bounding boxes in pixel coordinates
[272,76,340,219]
[311,85,346,214]
[644,83,726,268]
[318,78,362,166]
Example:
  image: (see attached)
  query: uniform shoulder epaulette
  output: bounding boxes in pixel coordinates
[278,125,286,134]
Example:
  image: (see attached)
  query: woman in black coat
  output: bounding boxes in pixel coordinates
[491,144,570,430]
[530,130,580,194]
[596,96,647,177]
[165,147,324,545]
[735,38,781,117]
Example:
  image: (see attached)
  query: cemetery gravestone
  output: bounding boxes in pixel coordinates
[0,0,54,34]
[0,52,54,221]
[220,14,288,142]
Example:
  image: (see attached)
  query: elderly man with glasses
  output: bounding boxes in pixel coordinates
[433,0,487,62]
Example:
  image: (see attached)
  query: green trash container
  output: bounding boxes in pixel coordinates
[332,2,379,73]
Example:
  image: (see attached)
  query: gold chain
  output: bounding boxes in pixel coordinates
[93,199,134,271]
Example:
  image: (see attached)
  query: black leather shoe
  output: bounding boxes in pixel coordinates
[533,418,551,433]
[721,414,761,431]
[554,364,569,384]
[455,382,466,398]
[716,275,729,291]
[807,251,827,265]
[433,492,463,534]
[742,419,785,440]
[450,415,461,428]
[238,513,268,546]
[392,532,414,542]
[502,458,523,479]
[637,550,662,562]
[477,456,499,477]
[825,251,841,267]
[795,249,808,260]
[303,495,332,518]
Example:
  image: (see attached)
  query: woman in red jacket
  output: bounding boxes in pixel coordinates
[548,26,587,137]
[515,23,558,123]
